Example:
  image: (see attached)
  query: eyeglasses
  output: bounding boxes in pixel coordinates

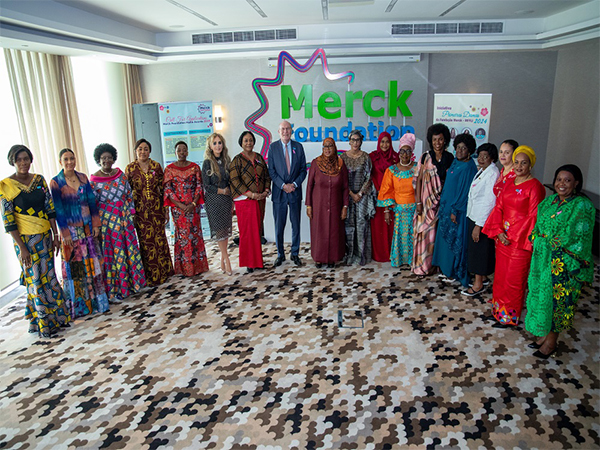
[100,156,114,161]
[323,144,335,148]
[399,148,412,154]
[349,138,361,142]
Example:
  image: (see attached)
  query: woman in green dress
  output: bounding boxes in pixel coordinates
[524,164,595,358]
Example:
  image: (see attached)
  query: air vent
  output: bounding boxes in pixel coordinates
[192,33,212,44]
[213,32,233,43]
[391,24,412,35]
[255,29,276,41]
[436,23,457,34]
[414,24,435,34]
[481,22,503,33]
[392,22,504,36]
[459,23,480,34]
[276,29,297,40]
[192,28,297,45]
[234,31,254,42]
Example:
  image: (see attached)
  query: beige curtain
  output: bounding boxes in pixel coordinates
[123,64,143,162]
[3,49,88,178]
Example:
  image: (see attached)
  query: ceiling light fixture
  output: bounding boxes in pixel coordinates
[165,0,218,26]
[322,0,329,20]
[439,0,467,17]
[385,0,399,13]
[246,0,267,18]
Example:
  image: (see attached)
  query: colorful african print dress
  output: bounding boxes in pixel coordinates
[482,178,545,326]
[51,170,109,318]
[90,169,146,299]
[164,162,209,277]
[0,175,71,336]
[525,194,595,336]
[377,164,416,267]
[125,159,174,286]
[341,151,376,265]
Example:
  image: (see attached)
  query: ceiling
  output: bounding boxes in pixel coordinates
[1,0,599,63]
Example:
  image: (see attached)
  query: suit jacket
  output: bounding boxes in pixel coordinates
[268,139,307,204]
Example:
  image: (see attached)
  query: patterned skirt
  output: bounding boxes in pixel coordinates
[14,231,71,337]
[61,233,110,318]
[391,203,416,267]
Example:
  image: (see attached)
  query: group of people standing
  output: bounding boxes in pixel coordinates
[1,121,595,360]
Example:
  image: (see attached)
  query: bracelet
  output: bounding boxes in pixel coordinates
[384,209,390,214]
[192,201,197,207]
[417,202,422,205]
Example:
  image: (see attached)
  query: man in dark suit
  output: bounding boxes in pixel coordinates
[268,120,307,267]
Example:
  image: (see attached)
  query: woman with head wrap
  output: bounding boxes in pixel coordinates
[412,123,454,276]
[306,138,349,268]
[341,130,376,265]
[432,133,478,287]
[524,165,594,358]
[482,146,545,328]
[369,131,399,262]
[376,133,417,267]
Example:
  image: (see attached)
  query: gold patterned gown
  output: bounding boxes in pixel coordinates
[125,159,174,286]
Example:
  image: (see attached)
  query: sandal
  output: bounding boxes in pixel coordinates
[462,286,485,297]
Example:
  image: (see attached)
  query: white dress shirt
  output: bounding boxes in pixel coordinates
[466,163,500,227]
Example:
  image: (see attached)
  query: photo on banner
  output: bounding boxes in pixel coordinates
[158,101,213,165]
[433,94,492,155]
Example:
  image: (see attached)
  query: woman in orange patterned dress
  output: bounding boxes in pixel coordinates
[125,138,174,286]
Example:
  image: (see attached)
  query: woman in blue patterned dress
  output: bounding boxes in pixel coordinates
[90,143,146,300]
[51,148,109,318]
[0,145,71,337]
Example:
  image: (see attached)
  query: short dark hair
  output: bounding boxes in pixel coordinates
[476,143,498,162]
[238,131,256,147]
[134,138,152,153]
[174,141,188,151]
[501,139,519,152]
[8,145,33,166]
[93,143,118,165]
[59,148,75,160]
[453,133,477,155]
[553,164,584,195]
[426,123,451,151]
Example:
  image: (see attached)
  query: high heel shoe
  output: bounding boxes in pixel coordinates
[220,258,226,274]
[527,342,542,349]
[533,348,557,359]
[224,258,233,276]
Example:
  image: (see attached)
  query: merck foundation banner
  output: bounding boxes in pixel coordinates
[433,94,492,154]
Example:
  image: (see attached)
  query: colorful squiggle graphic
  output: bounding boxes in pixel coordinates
[244,48,355,158]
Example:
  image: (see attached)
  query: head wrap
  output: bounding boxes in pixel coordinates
[512,145,536,168]
[398,133,416,151]
[370,132,399,175]
[316,138,342,176]
[553,164,584,195]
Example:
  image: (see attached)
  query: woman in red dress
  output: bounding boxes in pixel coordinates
[163,141,209,277]
[369,132,399,262]
[483,146,545,327]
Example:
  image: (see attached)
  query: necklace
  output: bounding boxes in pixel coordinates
[101,168,114,176]
[399,160,412,167]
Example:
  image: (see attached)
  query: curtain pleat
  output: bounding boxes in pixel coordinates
[3,49,88,178]
[123,64,143,163]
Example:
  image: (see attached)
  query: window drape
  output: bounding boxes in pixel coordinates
[3,49,88,177]
[123,64,143,162]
